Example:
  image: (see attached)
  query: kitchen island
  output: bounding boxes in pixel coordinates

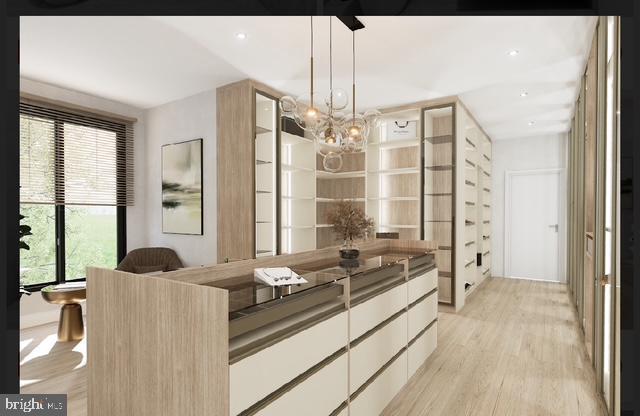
[87,239,438,416]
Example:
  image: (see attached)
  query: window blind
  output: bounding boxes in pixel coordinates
[19,100,134,206]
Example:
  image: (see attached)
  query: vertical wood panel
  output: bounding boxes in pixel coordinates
[87,268,229,416]
[217,81,254,261]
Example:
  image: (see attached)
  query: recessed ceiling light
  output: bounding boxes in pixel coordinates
[528,121,535,126]
[508,49,519,57]
[235,32,247,40]
[520,91,528,97]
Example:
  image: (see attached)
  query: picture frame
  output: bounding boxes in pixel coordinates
[161,138,203,235]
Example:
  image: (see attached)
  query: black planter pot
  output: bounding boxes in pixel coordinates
[339,248,360,260]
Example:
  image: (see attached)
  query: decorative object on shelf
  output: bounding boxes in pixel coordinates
[161,139,203,235]
[387,119,418,140]
[326,200,375,259]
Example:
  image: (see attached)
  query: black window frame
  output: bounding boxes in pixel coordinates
[20,110,128,292]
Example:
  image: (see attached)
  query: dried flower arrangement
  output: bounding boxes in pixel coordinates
[326,200,375,245]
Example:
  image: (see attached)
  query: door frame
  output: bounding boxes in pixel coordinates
[503,167,566,282]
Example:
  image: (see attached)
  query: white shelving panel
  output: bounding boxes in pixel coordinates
[367,108,421,241]
[255,93,277,258]
[280,118,316,254]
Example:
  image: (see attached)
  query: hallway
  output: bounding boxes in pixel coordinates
[383,277,607,416]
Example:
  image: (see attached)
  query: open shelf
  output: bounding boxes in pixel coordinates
[316,170,366,179]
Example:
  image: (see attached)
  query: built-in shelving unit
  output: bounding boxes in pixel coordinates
[368,108,422,241]
[457,104,493,298]
[255,93,278,258]
[463,117,479,294]
[279,118,316,254]
[423,105,455,305]
[479,133,492,280]
[316,152,367,249]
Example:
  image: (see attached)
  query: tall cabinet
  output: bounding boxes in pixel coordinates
[217,80,285,262]
[368,99,493,312]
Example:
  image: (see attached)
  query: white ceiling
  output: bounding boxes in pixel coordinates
[20,16,596,140]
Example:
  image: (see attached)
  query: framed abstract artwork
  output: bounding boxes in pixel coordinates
[161,138,203,235]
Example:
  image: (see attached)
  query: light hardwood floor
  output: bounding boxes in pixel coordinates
[383,277,607,416]
[20,277,606,416]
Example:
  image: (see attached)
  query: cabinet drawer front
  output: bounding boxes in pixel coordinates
[230,312,348,415]
[350,312,407,392]
[351,283,407,341]
[408,292,437,341]
[255,353,348,416]
[408,322,437,378]
[408,268,437,304]
[350,351,408,416]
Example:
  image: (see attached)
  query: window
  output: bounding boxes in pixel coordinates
[19,99,133,290]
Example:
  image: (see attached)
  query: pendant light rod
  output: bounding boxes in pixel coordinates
[352,29,356,123]
[329,16,333,116]
[310,16,314,109]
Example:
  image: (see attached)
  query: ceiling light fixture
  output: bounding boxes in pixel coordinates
[520,91,528,97]
[528,121,535,126]
[235,32,247,40]
[281,16,380,172]
[508,49,519,57]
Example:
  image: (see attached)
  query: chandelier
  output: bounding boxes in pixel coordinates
[281,16,379,172]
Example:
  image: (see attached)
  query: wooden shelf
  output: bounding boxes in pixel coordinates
[316,170,366,179]
[379,224,420,229]
[282,225,315,230]
[368,197,420,201]
[281,196,315,201]
[281,164,314,173]
[316,197,366,202]
[371,138,421,149]
[370,168,420,176]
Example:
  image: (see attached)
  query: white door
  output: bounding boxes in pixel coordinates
[505,169,562,282]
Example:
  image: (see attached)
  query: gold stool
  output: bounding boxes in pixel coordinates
[41,283,86,342]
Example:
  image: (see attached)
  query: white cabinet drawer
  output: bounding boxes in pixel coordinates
[350,312,407,392]
[350,351,408,416]
[256,353,348,416]
[408,322,437,378]
[408,292,437,341]
[351,283,407,341]
[230,311,348,415]
[407,267,437,304]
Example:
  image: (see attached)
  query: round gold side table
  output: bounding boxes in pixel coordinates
[41,283,86,342]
